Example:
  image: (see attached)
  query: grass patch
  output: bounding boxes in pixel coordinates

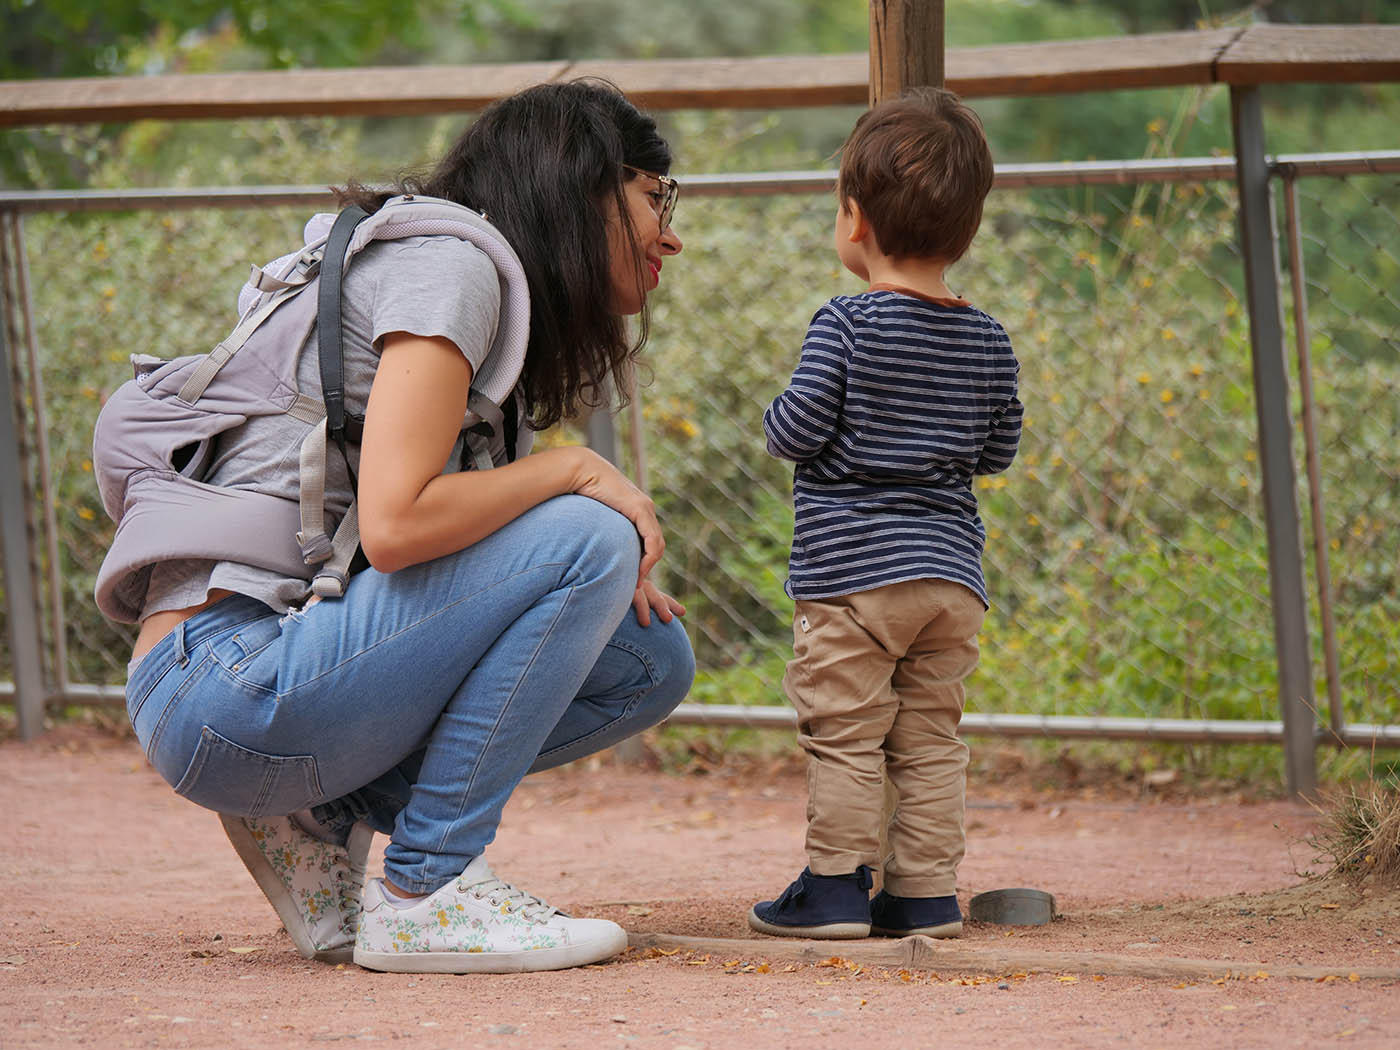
[1309,772,1400,889]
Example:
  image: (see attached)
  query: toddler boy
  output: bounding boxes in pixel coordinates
[750,88,1022,939]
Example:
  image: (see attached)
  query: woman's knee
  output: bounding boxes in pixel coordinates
[648,615,696,708]
[540,495,641,582]
[613,613,695,726]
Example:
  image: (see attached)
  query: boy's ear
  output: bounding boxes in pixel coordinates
[843,199,871,244]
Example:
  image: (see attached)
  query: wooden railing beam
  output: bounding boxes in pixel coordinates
[3,26,1396,129]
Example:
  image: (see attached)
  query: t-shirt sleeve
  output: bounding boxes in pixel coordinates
[365,236,503,375]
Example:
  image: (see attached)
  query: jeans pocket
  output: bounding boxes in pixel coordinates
[172,725,322,817]
[215,616,283,677]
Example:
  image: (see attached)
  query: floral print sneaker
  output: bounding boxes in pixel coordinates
[353,853,628,973]
[219,813,374,963]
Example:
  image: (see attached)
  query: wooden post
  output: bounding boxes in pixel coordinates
[867,0,948,892]
[868,0,945,104]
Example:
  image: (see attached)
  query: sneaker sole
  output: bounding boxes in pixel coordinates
[747,908,870,939]
[871,920,962,939]
[218,814,354,964]
[352,927,629,974]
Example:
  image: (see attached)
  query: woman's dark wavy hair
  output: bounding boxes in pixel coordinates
[335,78,672,429]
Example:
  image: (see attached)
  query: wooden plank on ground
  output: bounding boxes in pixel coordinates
[1218,24,1400,86]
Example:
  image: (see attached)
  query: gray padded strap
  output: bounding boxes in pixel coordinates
[287,394,324,425]
[465,434,495,473]
[245,251,318,293]
[464,389,504,472]
[311,501,360,598]
[296,418,333,565]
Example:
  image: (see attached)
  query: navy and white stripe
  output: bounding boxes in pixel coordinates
[763,289,1022,605]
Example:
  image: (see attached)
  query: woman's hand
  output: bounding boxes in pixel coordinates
[566,447,666,585]
[563,450,683,623]
[633,579,686,628]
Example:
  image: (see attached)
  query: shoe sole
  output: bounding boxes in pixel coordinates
[871,920,962,939]
[352,927,629,974]
[747,908,870,939]
[219,814,354,964]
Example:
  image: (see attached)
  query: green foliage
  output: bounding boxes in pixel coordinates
[4,1,1398,785]
[429,0,869,62]
[0,0,516,78]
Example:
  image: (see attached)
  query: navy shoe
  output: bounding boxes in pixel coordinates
[748,866,873,939]
[869,890,962,938]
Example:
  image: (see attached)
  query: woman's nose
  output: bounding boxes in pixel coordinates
[659,225,682,256]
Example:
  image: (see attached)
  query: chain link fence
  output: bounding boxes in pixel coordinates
[2,155,1398,755]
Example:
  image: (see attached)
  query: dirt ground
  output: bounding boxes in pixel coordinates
[3,723,1399,1050]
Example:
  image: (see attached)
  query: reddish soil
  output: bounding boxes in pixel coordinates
[3,724,1398,1049]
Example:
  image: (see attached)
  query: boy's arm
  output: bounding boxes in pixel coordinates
[763,304,850,462]
[975,350,1023,475]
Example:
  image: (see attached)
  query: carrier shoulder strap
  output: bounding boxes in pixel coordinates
[317,204,370,454]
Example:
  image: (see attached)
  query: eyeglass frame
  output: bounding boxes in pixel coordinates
[622,164,679,230]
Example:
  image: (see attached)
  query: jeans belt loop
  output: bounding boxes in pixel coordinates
[174,619,190,668]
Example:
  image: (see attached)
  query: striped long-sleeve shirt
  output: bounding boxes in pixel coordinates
[763,288,1022,605]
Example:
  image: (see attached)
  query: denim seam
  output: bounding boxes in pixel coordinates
[126,656,177,727]
[426,578,578,865]
[532,638,660,762]
[145,650,213,763]
[279,562,574,699]
[531,689,645,761]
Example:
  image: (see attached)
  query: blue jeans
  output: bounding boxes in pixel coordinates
[124,496,694,893]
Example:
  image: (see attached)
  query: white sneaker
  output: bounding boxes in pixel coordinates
[220,813,374,963]
[353,854,628,973]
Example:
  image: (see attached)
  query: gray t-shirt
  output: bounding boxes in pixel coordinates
[142,233,505,617]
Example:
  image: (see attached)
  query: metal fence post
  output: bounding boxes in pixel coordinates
[584,396,619,466]
[1229,86,1317,798]
[0,213,48,739]
[582,390,649,764]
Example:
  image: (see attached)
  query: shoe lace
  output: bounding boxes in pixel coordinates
[459,870,559,923]
[334,847,367,935]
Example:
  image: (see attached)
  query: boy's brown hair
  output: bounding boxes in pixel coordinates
[837,87,994,262]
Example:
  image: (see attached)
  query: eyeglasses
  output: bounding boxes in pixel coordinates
[623,164,679,230]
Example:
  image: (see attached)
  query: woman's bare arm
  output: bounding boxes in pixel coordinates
[356,332,664,584]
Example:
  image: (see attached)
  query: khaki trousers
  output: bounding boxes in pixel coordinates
[783,577,985,898]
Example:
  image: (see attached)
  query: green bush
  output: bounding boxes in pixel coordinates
[3,112,1396,785]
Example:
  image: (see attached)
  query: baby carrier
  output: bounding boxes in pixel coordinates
[92,195,531,623]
